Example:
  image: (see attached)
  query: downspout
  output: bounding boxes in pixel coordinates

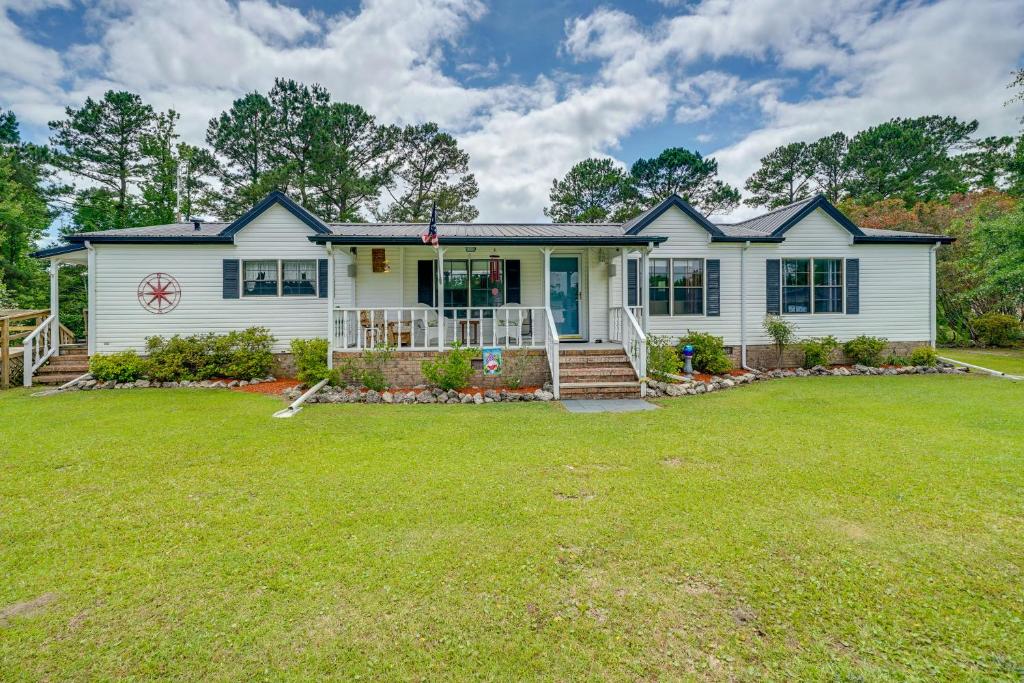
[85,241,96,356]
[326,243,334,369]
[740,240,755,372]
[930,241,940,348]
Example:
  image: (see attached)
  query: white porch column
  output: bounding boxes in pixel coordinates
[49,260,60,356]
[86,241,96,356]
[640,247,651,334]
[620,248,628,309]
[436,246,445,350]
[326,244,334,369]
[542,248,552,309]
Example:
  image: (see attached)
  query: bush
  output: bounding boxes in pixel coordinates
[501,349,531,390]
[801,335,839,368]
[909,346,939,367]
[646,335,680,380]
[971,312,1022,347]
[291,338,335,386]
[843,335,888,366]
[359,343,395,392]
[422,343,478,391]
[677,331,731,375]
[89,351,148,383]
[884,354,909,367]
[145,327,276,381]
[762,315,797,369]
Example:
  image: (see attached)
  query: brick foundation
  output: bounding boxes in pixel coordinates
[332,349,551,388]
[732,341,930,369]
[272,353,298,379]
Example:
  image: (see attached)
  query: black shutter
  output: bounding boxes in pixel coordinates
[417,260,435,306]
[506,259,521,304]
[318,259,328,298]
[706,259,720,316]
[627,259,638,307]
[223,259,239,299]
[766,259,781,314]
[845,258,859,314]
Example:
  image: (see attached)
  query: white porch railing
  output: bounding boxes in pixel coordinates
[609,306,646,396]
[628,306,644,327]
[544,307,560,399]
[333,306,551,351]
[22,314,58,387]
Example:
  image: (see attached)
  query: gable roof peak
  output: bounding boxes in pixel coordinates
[219,189,332,237]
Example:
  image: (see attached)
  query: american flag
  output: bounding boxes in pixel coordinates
[421,204,439,247]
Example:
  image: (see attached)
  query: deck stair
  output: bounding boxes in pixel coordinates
[32,343,89,385]
[558,348,642,399]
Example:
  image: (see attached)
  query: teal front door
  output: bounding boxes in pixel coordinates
[550,256,581,338]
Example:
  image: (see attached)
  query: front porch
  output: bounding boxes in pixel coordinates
[325,244,652,398]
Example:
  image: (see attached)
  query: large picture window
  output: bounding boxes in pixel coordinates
[243,260,278,297]
[649,258,704,316]
[444,259,504,315]
[782,258,843,314]
[282,260,317,296]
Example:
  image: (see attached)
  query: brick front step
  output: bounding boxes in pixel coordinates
[32,371,87,385]
[561,367,638,381]
[560,381,643,399]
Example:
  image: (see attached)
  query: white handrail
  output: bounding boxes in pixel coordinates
[544,307,560,399]
[333,306,546,351]
[22,314,57,387]
[611,306,646,397]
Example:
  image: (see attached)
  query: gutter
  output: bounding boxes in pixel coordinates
[309,235,668,247]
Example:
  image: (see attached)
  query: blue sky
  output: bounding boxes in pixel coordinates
[2,0,1023,224]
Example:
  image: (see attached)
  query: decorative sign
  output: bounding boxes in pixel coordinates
[482,347,503,376]
[137,272,181,314]
[372,248,389,273]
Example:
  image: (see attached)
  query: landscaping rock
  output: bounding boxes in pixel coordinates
[134,379,151,388]
[473,393,484,405]
[416,391,435,404]
[365,390,381,404]
[461,394,473,404]
[382,391,393,404]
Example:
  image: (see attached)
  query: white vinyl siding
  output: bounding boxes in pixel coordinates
[92,203,328,353]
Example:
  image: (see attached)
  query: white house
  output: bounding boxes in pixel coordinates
[32,191,952,397]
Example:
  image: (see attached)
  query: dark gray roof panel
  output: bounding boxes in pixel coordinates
[715,196,817,236]
[323,222,633,239]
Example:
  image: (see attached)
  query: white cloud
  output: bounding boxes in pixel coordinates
[0,0,1022,224]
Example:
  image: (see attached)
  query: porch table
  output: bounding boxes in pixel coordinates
[457,319,480,346]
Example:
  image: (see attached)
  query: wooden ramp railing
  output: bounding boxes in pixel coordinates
[1,310,76,389]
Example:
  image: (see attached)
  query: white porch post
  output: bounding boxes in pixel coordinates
[49,260,60,357]
[326,244,334,369]
[620,248,628,309]
[86,241,96,356]
[436,246,445,350]
[640,246,651,334]
[542,248,552,310]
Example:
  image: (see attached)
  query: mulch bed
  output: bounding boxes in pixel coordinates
[234,379,301,395]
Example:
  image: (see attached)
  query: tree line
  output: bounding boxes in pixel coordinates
[0,78,481,332]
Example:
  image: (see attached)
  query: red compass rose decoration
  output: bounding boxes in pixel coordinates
[137,272,181,314]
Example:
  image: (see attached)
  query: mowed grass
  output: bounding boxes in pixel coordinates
[939,347,1024,376]
[1,376,1023,681]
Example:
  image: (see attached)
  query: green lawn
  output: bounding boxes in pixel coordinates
[939,347,1024,376]
[2,376,1023,681]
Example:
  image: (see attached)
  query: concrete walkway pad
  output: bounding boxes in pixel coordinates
[562,399,659,413]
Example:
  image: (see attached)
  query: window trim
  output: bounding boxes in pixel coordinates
[648,257,706,317]
[241,258,319,298]
[780,257,845,315]
[443,258,507,311]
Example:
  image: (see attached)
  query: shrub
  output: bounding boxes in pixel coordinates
[909,346,939,367]
[677,331,731,375]
[145,327,276,381]
[291,338,335,386]
[762,315,797,369]
[89,351,148,383]
[359,343,395,392]
[971,312,1022,347]
[501,349,531,389]
[223,327,275,380]
[422,343,478,391]
[843,335,888,366]
[884,354,910,367]
[646,335,680,380]
[801,335,839,368]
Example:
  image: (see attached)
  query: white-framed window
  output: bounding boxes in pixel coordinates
[782,258,843,314]
[242,259,318,297]
[282,260,317,296]
[243,260,279,297]
[650,258,705,316]
[444,259,505,316]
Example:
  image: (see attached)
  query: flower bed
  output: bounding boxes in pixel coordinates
[290,384,556,405]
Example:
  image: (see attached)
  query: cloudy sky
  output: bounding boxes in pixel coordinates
[2,0,1023,224]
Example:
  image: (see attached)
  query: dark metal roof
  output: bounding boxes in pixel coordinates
[716,197,817,235]
[312,221,666,245]
[30,243,87,258]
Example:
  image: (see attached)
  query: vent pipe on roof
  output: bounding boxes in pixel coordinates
[192,218,201,231]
